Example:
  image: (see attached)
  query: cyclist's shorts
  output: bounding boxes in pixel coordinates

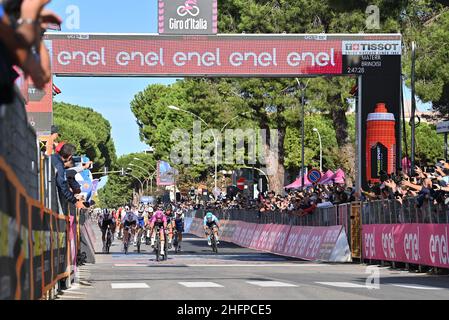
[124,220,136,228]
[154,221,165,230]
[137,218,145,228]
[206,221,218,229]
[175,220,184,232]
[101,220,114,230]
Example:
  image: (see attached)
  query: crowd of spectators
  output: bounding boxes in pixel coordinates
[360,160,449,208]
[175,159,449,217]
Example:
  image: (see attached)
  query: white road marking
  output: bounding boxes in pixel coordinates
[111,283,150,289]
[178,282,224,288]
[316,282,368,288]
[186,264,328,267]
[247,281,298,287]
[391,284,443,290]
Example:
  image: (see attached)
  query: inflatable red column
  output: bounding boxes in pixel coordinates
[366,103,396,183]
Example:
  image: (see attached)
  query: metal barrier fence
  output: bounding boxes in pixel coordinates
[0,88,39,199]
[361,198,449,225]
[189,204,351,233]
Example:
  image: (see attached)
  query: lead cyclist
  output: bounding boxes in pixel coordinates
[203,212,220,246]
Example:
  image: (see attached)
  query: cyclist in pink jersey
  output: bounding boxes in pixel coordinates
[149,210,168,256]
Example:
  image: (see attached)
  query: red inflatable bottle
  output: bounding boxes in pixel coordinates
[366,103,396,183]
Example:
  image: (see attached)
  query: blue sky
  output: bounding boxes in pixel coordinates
[47,0,176,157]
[47,0,431,157]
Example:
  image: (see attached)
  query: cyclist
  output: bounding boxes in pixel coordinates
[98,208,116,252]
[164,206,175,249]
[149,209,168,256]
[134,209,146,246]
[121,207,138,250]
[173,208,185,251]
[203,212,220,246]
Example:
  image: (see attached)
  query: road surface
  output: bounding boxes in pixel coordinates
[56,224,449,300]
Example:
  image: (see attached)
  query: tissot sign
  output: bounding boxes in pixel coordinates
[46,34,400,77]
[158,0,217,35]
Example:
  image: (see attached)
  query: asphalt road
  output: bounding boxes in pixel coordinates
[55,224,449,300]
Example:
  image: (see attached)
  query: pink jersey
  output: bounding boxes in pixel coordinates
[150,211,167,224]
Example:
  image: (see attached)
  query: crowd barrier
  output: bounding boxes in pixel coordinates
[361,198,449,270]
[0,156,79,300]
[184,216,351,263]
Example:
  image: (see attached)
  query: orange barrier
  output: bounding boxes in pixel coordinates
[0,156,72,300]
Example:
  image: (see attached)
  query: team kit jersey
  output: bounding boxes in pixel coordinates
[203,215,219,227]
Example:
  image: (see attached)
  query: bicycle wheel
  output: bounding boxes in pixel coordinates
[136,229,141,253]
[163,238,168,261]
[106,231,111,254]
[211,235,218,253]
[155,232,160,262]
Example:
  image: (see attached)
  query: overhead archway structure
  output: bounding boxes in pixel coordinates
[43,33,402,190]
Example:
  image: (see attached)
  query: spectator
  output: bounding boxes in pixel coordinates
[51,143,86,213]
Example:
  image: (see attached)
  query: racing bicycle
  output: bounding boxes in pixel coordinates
[154,226,168,262]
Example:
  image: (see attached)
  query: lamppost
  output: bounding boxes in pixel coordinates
[133,157,156,171]
[129,163,154,194]
[126,168,144,197]
[168,105,219,197]
[296,78,309,189]
[313,128,323,172]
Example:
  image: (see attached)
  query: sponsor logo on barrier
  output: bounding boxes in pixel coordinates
[0,213,18,258]
[404,229,420,262]
[429,227,448,266]
[381,231,396,259]
[364,230,376,258]
[305,234,322,259]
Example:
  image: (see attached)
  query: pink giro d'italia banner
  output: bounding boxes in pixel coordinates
[362,224,449,268]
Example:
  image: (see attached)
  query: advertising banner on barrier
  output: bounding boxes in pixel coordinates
[19,194,32,300]
[249,224,265,249]
[271,225,292,254]
[43,210,52,292]
[255,224,274,251]
[31,203,43,300]
[231,221,245,246]
[0,167,19,300]
[51,212,58,284]
[184,217,193,233]
[69,216,76,274]
[281,225,345,261]
[241,223,257,248]
[222,221,237,242]
[362,224,449,269]
[56,215,68,279]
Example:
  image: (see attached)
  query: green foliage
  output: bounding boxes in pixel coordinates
[98,153,157,208]
[403,122,445,165]
[53,102,117,172]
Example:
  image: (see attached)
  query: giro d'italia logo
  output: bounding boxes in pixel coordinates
[177,1,200,17]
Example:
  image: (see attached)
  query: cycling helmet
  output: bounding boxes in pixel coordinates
[206,212,213,220]
[148,207,154,213]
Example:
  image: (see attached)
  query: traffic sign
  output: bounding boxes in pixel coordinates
[308,169,322,184]
[237,177,246,191]
[437,121,449,134]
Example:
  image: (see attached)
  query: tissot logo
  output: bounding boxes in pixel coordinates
[343,41,402,55]
[177,0,200,17]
